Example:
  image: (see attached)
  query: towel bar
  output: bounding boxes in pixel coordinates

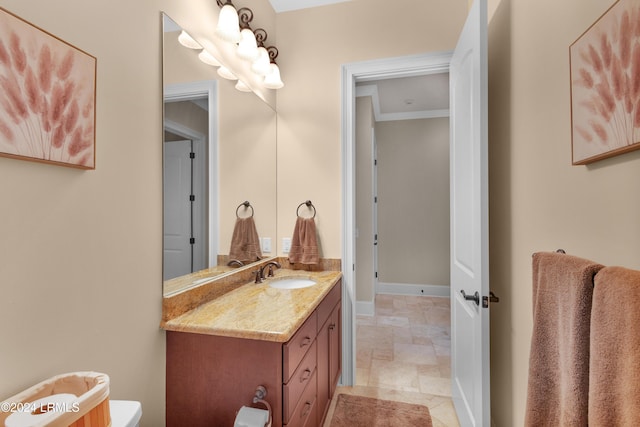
[296,200,316,218]
[236,201,254,218]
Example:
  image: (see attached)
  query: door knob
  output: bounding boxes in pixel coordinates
[460,290,480,306]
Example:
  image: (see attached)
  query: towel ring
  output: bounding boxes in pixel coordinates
[236,201,254,218]
[296,200,316,218]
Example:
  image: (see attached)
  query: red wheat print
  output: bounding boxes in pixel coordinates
[0,9,95,168]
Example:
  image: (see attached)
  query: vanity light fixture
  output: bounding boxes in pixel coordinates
[216,1,241,42]
[235,80,252,92]
[198,50,221,67]
[215,0,284,90]
[178,30,202,49]
[263,47,284,89]
[217,65,237,80]
[264,63,284,89]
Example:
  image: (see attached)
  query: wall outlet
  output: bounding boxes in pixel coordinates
[282,237,291,253]
[261,237,271,253]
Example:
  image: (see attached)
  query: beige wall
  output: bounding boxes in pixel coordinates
[355,96,375,302]
[489,0,640,425]
[0,0,165,425]
[376,118,450,286]
[0,1,273,426]
[6,1,630,426]
[274,0,467,258]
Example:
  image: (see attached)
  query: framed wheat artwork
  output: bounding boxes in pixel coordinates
[570,0,640,165]
[0,7,96,169]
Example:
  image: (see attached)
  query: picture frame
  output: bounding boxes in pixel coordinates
[569,0,640,165]
[0,7,96,169]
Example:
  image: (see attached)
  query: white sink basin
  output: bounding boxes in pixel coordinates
[269,278,317,289]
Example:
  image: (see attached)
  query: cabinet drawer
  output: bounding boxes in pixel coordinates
[284,311,317,381]
[283,339,317,422]
[316,280,341,332]
[284,369,317,427]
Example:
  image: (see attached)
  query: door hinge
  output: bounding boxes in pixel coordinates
[375,271,378,278]
[482,291,500,308]
[190,237,195,244]
[189,194,195,201]
[189,152,195,159]
[374,196,378,203]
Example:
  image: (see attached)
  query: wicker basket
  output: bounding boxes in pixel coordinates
[0,372,110,427]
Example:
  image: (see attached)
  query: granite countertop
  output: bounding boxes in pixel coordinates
[161,268,342,343]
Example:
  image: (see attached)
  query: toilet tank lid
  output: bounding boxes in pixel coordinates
[110,400,142,427]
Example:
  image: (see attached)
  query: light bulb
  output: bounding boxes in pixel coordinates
[198,50,221,67]
[177,31,201,49]
[237,29,259,61]
[251,47,271,76]
[235,80,252,92]
[217,66,237,80]
[264,63,284,89]
[216,4,241,43]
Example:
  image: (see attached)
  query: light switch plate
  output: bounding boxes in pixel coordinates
[282,237,291,253]
[261,237,271,253]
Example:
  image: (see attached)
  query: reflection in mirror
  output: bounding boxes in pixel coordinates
[162,13,277,296]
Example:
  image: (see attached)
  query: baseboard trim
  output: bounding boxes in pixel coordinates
[376,282,450,298]
[356,300,375,316]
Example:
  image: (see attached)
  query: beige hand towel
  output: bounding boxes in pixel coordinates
[228,217,262,263]
[288,217,319,264]
[589,266,640,426]
[524,251,603,427]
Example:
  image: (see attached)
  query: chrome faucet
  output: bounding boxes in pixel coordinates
[254,261,282,283]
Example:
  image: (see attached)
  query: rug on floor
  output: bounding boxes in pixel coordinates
[329,393,433,427]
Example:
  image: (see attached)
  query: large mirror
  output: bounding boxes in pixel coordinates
[162,13,277,296]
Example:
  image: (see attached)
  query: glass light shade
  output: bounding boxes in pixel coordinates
[198,50,221,67]
[177,31,201,49]
[216,4,241,43]
[235,80,252,92]
[251,47,271,76]
[264,63,284,89]
[236,29,259,61]
[217,66,237,80]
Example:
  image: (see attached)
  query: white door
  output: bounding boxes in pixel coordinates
[163,139,193,280]
[449,0,491,425]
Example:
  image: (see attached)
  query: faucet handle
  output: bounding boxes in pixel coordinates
[253,270,263,284]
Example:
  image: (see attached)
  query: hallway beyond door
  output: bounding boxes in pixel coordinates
[324,294,459,426]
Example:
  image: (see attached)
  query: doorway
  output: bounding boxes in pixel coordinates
[163,80,219,272]
[341,51,453,386]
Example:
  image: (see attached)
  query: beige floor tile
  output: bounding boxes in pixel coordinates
[326,295,458,426]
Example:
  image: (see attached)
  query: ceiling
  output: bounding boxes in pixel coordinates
[357,73,450,122]
[268,0,351,13]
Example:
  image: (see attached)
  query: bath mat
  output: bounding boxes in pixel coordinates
[329,394,433,427]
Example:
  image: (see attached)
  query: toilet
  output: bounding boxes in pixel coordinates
[110,400,142,427]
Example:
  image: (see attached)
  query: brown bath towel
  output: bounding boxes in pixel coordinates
[524,251,603,427]
[288,217,319,264]
[589,266,640,426]
[228,217,262,263]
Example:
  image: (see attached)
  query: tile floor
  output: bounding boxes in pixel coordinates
[323,294,460,426]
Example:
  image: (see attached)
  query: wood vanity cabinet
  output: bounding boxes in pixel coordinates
[166,279,342,427]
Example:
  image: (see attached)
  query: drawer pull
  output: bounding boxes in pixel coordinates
[300,369,312,382]
[300,337,312,347]
[329,323,336,330]
[302,402,312,417]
